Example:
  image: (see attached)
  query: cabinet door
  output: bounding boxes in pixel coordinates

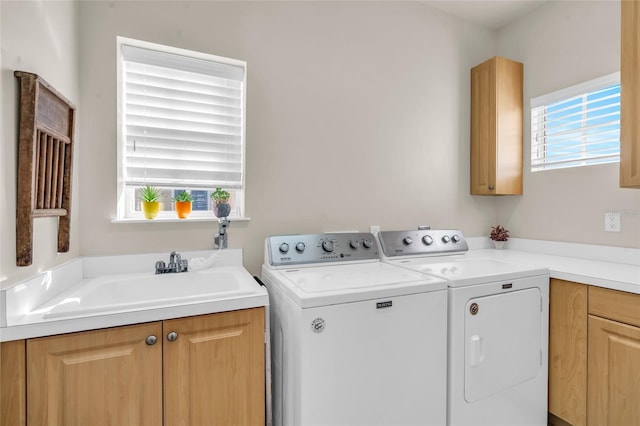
[548,279,587,426]
[620,0,640,188]
[588,315,640,425]
[470,57,497,195]
[470,56,523,195]
[163,307,265,426]
[27,322,163,426]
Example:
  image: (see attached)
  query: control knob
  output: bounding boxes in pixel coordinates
[362,238,373,249]
[403,237,413,245]
[442,235,451,243]
[322,240,335,253]
[279,243,290,254]
[350,240,360,249]
[452,235,461,243]
[422,235,434,246]
[296,242,306,252]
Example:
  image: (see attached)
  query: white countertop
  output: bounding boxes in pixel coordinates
[466,238,640,294]
[0,249,269,342]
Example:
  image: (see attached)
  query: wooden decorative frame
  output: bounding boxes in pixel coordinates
[14,71,75,267]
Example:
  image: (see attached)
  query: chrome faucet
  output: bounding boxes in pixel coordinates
[155,251,188,274]
[215,217,231,249]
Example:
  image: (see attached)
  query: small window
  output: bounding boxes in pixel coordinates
[530,73,620,172]
[116,37,246,219]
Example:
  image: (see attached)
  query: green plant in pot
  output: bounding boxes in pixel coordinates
[172,191,194,219]
[139,185,162,219]
[211,188,231,218]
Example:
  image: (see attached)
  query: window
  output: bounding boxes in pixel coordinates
[530,73,620,171]
[116,37,246,219]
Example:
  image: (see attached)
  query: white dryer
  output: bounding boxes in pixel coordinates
[377,229,550,426]
[261,232,448,426]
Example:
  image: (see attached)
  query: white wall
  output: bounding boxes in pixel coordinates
[496,0,640,249]
[0,1,80,285]
[77,1,497,275]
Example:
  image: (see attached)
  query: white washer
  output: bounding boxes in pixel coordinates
[261,232,448,426]
[377,229,550,426]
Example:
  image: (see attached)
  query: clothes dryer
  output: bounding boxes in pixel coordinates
[378,229,549,426]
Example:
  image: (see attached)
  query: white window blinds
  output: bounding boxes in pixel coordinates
[530,73,620,171]
[120,40,246,189]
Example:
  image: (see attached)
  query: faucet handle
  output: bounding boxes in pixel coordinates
[179,259,189,272]
[155,260,166,274]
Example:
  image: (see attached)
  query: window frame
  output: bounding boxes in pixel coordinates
[530,72,620,172]
[115,36,247,221]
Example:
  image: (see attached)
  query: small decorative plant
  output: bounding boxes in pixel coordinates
[172,191,194,219]
[139,185,162,203]
[490,225,509,242]
[172,191,194,203]
[139,185,162,219]
[211,188,231,218]
[211,188,230,204]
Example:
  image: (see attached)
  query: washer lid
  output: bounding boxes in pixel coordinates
[388,258,548,287]
[270,261,447,308]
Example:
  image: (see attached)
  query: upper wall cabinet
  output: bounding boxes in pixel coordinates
[470,56,523,195]
[620,0,640,188]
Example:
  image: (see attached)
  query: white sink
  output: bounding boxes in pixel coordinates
[37,266,257,320]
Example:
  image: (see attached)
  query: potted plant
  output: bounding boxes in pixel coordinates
[172,191,194,219]
[490,225,509,249]
[211,188,231,218]
[139,185,162,219]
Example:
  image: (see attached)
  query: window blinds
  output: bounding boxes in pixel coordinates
[530,73,620,171]
[121,43,245,189]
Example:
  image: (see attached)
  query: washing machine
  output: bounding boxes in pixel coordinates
[377,229,549,426]
[261,232,448,426]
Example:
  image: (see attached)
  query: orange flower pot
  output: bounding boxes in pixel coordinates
[175,201,192,219]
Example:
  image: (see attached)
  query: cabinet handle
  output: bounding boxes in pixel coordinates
[488,184,495,190]
[145,335,158,346]
[167,331,178,342]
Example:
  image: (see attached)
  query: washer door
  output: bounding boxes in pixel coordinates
[464,287,542,402]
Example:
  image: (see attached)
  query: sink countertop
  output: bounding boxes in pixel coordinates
[0,249,269,342]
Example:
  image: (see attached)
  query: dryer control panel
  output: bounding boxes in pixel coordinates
[378,229,469,258]
[266,232,379,266]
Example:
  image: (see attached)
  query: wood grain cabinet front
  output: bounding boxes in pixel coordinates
[1,307,265,426]
[620,0,640,188]
[470,56,524,195]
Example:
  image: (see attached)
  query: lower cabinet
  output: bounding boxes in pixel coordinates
[549,280,640,426]
[3,307,265,426]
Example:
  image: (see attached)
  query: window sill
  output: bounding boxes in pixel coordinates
[111,217,251,224]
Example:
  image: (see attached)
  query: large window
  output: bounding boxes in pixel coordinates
[530,73,620,171]
[116,37,246,219]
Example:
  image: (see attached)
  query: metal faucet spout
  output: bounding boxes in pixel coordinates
[215,217,231,249]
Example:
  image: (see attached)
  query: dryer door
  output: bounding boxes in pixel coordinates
[464,287,542,402]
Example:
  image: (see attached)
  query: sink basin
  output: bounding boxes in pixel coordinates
[38,266,256,320]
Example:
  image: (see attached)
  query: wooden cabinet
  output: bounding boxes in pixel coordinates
[470,56,523,195]
[620,0,640,188]
[1,307,265,426]
[587,287,640,425]
[27,322,163,426]
[163,308,265,426]
[548,279,587,426]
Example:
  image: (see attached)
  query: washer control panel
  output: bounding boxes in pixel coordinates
[267,232,378,266]
[378,229,468,257]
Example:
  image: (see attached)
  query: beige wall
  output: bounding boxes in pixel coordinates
[77,1,497,275]
[1,1,635,284]
[0,1,80,284]
[496,0,640,249]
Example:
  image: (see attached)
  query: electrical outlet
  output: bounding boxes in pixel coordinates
[605,212,621,232]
